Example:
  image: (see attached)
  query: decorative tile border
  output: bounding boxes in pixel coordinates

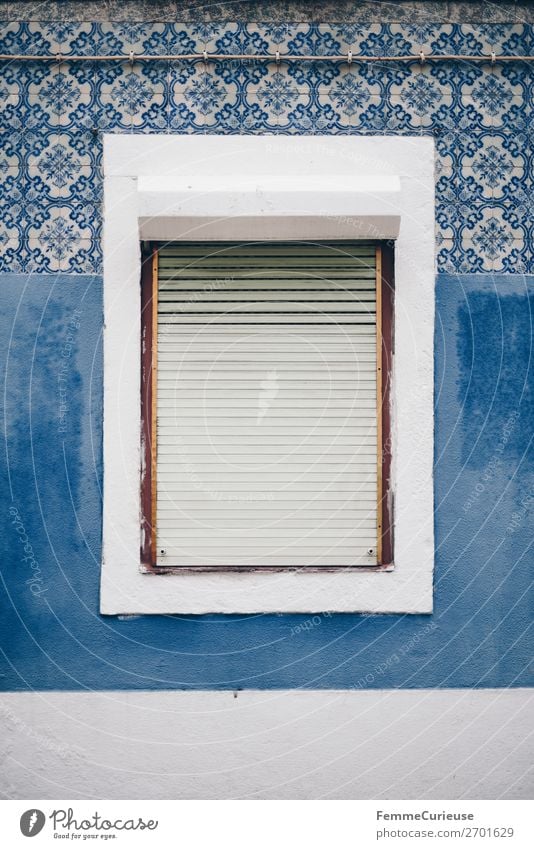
[0,19,532,273]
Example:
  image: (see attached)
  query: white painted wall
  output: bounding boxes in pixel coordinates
[1,690,532,800]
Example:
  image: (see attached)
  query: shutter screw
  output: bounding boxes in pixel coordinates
[159,548,166,556]
[367,548,374,556]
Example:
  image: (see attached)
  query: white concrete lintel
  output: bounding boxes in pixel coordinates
[138,174,401,241]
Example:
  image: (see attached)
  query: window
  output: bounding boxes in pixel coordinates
[140,241,394,571]
[100,133,434,614]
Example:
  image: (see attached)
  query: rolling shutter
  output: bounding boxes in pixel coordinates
[156,242,378,567]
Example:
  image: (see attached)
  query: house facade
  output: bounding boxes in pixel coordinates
[0,0,532,799]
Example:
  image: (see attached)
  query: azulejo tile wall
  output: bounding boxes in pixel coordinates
[0,20,532,273]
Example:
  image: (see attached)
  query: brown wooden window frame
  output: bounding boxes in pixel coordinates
[140,240,394,573]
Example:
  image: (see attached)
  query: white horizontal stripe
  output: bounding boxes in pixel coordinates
[4,691,528,798]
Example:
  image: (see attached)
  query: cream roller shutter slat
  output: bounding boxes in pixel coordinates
[158,315,374,325]
[155,555,375,567]
[156,242,378,567]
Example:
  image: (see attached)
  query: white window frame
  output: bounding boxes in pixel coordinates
[100,134,435,615]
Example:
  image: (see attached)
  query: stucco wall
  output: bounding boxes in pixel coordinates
[1,689,533,799]
[1,269,531,690]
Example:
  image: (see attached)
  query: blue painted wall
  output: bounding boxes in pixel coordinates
[1,271,532,690]
[0,16,533,691]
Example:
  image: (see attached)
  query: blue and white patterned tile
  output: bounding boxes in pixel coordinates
[110,22,167,55]
[202,84,242,132]
[437,239,486,272]
[87,23,127,56]
[478,24,532,55]
[325,23,368,54]
[238,103,277,135]
[428,24,493,56]
[272,101,340,135]
[274,93,315,132]
[435,169,455,241]
[461,136,524,200]
[435,170,486,248]
[391,68,438,126]
[353,58,412,101]
[288,59,340,94]
[129,63,168,129]
[166,100,199,133]
[434,151,452,180]
[498,246,531,274]
[62,23,110,56]
[202,23,268,89]
[237,22,278,66]
[27,131,93,200]
[352,96,421,135]
[231,92,273,133]
[0,62,24,98]
[351,24,413,57]
[414,61,455,105]
[0,236,21,272]
[0,166,23,238]
[318,66,380,129]
[424,58,483,103]
[499,103,534,154]
[466,207,523,272]
[96,61,141,129]
[280,25,343,90]
[434,241,453,273]
[0,21,61,55]
[67,194,103,235]
[402,23,450,54]
[246,22,308,53]
[0,102,47,165]
[466,67,522,128]
[202,21,243,55]
[26,95,59,131]
[61,239,100,273]
[0,95,24,140]
[501,178,534,237]
[61,22,135,57]
[29,64,94,129]
[239,25,278,88]
[27,205,94,273]
[170,21,205,52]
[275,23,319,56]
[428,98,490,170]
[251,69,307,128]
[171,61,238,132]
